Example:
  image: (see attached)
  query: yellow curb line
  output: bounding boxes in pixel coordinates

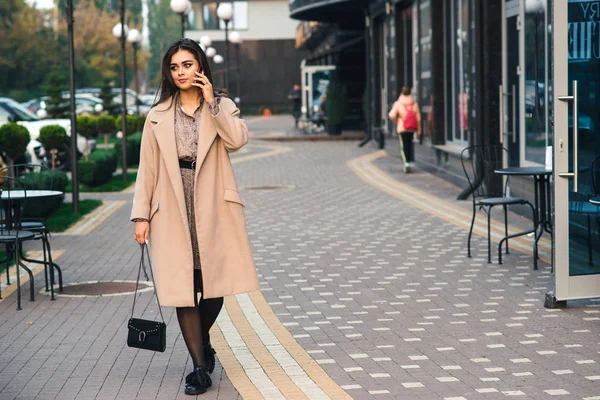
[249,291,353,400]
[224,296,308,400]
[0,250,65,304]
[211,323,265,400]
[348,150,551,264]
[55,200,126,236]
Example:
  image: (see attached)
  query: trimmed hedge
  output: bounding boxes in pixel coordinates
[114,132,142,167]
[0,123,30,161]
[78,150,118,187]
[22,170,68,219]
[76,116,98,139]
[97,114,116,135]
[115,115,138,137]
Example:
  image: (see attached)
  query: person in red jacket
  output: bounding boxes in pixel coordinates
[388,86,422,173]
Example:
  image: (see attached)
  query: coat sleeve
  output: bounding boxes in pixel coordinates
[388,101,399,124]
[130,114,158,221]
[211,97,248,151]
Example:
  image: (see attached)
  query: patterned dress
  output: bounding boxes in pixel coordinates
[174,95,203,272]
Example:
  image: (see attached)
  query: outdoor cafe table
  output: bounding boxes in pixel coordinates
[0,189,64,301]
[494,167,552,270]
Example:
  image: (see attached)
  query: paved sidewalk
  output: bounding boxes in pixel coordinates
[0,127,599,399]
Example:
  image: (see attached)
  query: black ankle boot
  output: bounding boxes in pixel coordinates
[184,366,212,395]
[204,343,216,374]
[186,344,217,384]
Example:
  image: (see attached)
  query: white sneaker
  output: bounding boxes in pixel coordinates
[404,162,411,173]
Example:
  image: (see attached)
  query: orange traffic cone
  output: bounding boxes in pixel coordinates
[262,108,272,117]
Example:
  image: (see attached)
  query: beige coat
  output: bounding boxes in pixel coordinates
[131,97,260,307]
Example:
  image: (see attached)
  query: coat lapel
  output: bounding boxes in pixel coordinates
[194,104,218,182]
[150,99,189,229]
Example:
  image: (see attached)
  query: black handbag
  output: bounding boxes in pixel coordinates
[127,243,166,352]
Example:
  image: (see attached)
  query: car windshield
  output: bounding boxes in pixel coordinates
[3,99,39,121]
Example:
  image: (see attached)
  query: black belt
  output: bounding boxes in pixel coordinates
[179,159,197,170]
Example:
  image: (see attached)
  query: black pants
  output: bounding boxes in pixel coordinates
[399,132,415,163]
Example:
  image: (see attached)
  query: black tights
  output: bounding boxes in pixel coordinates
[176,270,224,368]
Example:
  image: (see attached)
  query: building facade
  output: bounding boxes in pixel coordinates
[291,0,600,303]
[290,0,554,175]
[186,0,307,113]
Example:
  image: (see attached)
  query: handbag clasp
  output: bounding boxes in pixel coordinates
[139,330,146,342]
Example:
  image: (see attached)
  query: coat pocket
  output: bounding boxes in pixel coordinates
[224,189,244,207]
[149,202,159,220]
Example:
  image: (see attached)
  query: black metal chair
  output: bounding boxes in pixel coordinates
[0,164,63,299]
[461,145,537,264]
[0,177,38,309]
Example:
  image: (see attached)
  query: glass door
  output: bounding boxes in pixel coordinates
[553,0,600,301]
[502,0,521,165]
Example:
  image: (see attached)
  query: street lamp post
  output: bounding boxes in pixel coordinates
[217,3,233,90]
[213,54,224,87]
[112,20,129,182]
[127,29,142,116]
[66,0,79,213]
[171,0,192,38]
[229,31,242,107]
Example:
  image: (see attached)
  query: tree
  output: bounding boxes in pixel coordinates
[0,0,63,100]
[97,114,116,147]
[148,0,180,85]
[76,115,98,160]
[99,80,118,116]
[0,123,31,170]
[46,72,70,118]
[39,125,68,170]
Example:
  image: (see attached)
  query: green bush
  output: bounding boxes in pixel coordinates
[0,123,31,162]
[0,122,31,160]
[115,115,138,136]
[78,150,118,187]
[77,115,98,139]
[97,115,116,135]
[39,125,68,150]
[21,169,68,219]
[114,132,142,167]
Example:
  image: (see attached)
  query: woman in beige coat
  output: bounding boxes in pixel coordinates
[131,39,259,396]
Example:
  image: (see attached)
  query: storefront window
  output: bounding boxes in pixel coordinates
[418,0,432,123]
[189,1,248,31]
[451,0,471,145]
[523,0,548,164]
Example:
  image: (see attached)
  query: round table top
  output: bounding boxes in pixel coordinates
[0,190,64,200]
[591,197,600,206]
[495,166,553,176]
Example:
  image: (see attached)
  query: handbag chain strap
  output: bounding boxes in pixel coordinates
[131,242,165,324]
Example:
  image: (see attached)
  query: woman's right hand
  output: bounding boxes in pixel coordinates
[134,221,150,244]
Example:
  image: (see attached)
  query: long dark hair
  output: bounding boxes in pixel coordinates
[153,38,220,108]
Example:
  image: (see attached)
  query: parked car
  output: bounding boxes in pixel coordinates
[73,88,151,115]
[22,95,104,117]
[0,97,95,170]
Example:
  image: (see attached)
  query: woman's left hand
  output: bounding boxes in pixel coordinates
[193,71,214,104]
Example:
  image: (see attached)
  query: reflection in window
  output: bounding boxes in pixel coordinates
[418,0,432,125]
[451,0,471,144]
[188,1,248,31]
[524,0,548,164]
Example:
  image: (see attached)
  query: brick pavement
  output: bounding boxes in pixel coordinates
[0,123,599,399]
